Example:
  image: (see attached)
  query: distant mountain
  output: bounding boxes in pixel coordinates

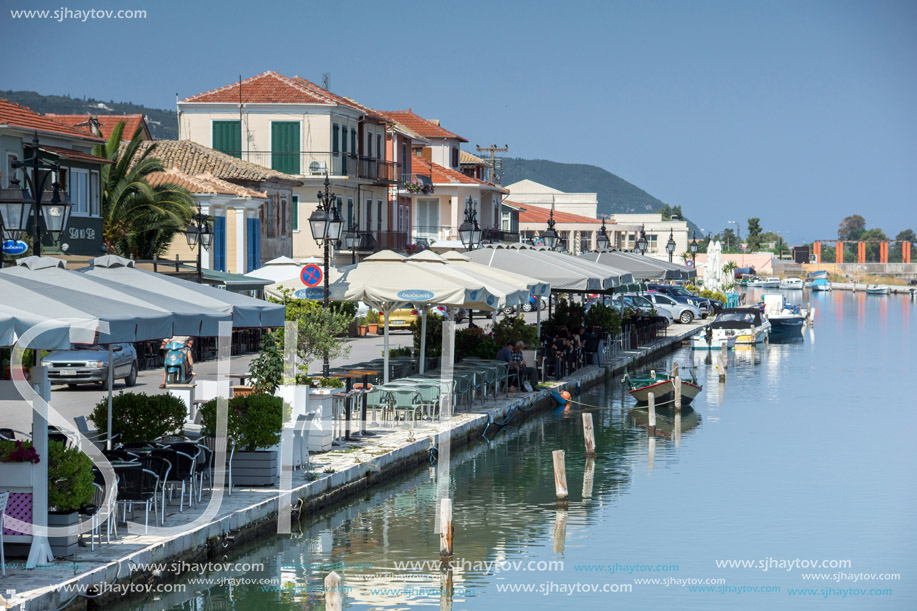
[0,89,177,140]
[500,157,701,235]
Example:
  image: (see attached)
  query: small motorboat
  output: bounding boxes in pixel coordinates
[691,328,737,350]
[866,285,889,295]
[779,277,804,290]
[763,294,807,335]
[806,271,832,291]
[623,369,703,406]
[760,277,781,288]
[707,307,771,344]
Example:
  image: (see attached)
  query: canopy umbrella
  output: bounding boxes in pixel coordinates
[84,255,285,328]
[244,256,323,283]
[579,250,688,281]
[266,250,497,383]
[406,250,530,372]
[533,248,634,289]
[2,257,231,336]
[467,245,604,292]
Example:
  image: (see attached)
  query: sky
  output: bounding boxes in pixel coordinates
[3,0,915,243]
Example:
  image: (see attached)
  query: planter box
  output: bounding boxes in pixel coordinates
[48,511,79,558]
[232,450,278,486]
[0,462,33,488]
[307,390,334,452]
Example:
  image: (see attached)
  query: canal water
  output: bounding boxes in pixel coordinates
[122,290,915,610]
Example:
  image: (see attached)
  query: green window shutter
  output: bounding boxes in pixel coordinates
[271,122,300,174]
[332,124,339,153]
[292,195,299,231]
[212,121,241,158]
[341,127,348,153]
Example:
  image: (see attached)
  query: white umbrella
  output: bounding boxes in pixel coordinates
[267,250,497,382]
[244,256,323,283]
[467,244,605,292]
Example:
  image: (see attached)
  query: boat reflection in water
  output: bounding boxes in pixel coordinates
[627,404,702,438]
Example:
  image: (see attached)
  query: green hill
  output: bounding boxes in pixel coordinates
[0,89,177,140]
[500,157,701,235]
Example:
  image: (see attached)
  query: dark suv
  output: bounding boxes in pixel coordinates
[646,284,721,317]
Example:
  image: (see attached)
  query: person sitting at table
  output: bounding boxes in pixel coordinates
[511,341,538,390]
[495,341,518,388]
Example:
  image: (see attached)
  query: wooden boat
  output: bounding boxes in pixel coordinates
[866,285,889,295]
[623,370,702,406]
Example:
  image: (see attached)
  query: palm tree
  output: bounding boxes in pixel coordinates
[93,122,193,258]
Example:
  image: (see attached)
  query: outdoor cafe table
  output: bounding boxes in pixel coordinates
[331,372,363,441]
[348,369,382,436]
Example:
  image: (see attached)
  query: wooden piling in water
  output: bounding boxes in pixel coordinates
[718,355,726,382]
[440,498,454,561]
[582,457,595,499]
[672,361,679,377]
[721,342,728,369]
[582,413,597,458]
[673,376,682,411]
[325,571,343,611]
[647,392,656,432]
[552,450,569,502]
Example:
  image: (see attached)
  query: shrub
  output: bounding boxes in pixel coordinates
[48,440,94,512]
[411,312,443,357]
[249,329,284,394]
[387,346,413,358]
[293,374,344,388]
[492,315,537,348]
[365,310,380,324]
[200,394,290,452]
[585,302,622,336]
[90,392,186,443]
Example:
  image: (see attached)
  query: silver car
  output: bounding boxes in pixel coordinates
[608,294,675,326]
[644,291,703,324]
[44,343,138,389]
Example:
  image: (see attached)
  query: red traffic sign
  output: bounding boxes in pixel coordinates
[300,264,323,287]
[685,260,694,268]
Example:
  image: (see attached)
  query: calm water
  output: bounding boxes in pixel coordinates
[120,290,915,610]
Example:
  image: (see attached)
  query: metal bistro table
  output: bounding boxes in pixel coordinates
[331,372,363,442]
[348,369,382,436]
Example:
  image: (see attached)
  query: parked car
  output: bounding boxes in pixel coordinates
[607,294,674,326]
[502,294,548,315]
[644,291,703,323]
[646,283,721,315]
[44,343,138,389]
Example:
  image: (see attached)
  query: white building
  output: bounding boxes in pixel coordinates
[504,179,598,218]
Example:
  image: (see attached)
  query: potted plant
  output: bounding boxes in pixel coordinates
[47,440,94,557]
[90,392,187,442]
[365,310,380,334]
[357,316,369,337]
[200,394,290,486]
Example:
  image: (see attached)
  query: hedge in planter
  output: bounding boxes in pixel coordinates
[90,392,187,443]
[199,393,290,452]
[48,440,94,513]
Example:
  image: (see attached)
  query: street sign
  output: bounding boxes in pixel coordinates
[300,264,323,287]
[685,260,694,268]
[2,240,28,255]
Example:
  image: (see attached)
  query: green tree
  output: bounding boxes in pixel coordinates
[671,205,683,219]
[721,228,737,252]
[893,229,916,262]
[860,228,888,261]
[837,215,866,241]
[746,218,763,251]
[94,121,193,257]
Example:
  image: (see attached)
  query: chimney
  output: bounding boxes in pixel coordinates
[430,119,440,126]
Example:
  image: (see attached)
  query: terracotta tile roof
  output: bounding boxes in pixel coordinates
[38,145,112,164]
[45,114,149,141]
[411,156,506,192]
[181,71,337,104]
[514,202,601,225]
[459,150,485,164]
[0,98,104,141]
[124,140,303,186]
[379,110,467,142]
[146,168,266,198]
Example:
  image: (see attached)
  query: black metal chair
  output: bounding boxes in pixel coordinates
[103,449,139,462]
[151,447,196,512]
[141,455,171,525]
[116,466,159,533]
[200,436,235,496]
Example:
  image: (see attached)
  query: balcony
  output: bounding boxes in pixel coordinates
[217,151,394,182]
[482,228,519,244]
[355,156,397,184]
[339,230,409,253]
[400,172,434,195]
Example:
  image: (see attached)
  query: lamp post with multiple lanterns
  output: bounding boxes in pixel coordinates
[596,217,610,251]
[308,175,344,378]
[665,229,676,263]
[184,203,213,284]
[690,232,698,266]
[635,224,648,255]
[0,132,73,262]
[541,207,559,250]
[458,196,483,251]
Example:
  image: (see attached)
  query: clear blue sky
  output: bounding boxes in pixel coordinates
[4,0,915,243]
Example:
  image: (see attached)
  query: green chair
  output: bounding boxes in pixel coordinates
[389,388,423,425]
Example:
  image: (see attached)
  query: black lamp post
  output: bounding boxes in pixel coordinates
[665,229,676,263]
[184,203,213,284]
[458,196,483,250]
[541,207,559,250]
[3,132,73,258]
[635,224,648,255]
[309,175,343,378]
[596,217,610,251]
[690,232,698,266]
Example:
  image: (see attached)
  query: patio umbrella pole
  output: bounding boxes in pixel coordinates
[383,308,391,384]
[536,299,541,343]
[107,344,114,450]
[27,365,53,565]
[419,306,428,374]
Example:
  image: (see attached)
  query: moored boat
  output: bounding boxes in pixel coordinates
[763,293,806,335]
[708,307,771,344]
[779,277,804,290]
[866,285,889,295]
[623,370,703,406]
[806,271,832,291]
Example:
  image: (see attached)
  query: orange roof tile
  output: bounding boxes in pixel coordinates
[379,110,467,142]
[45,114,149,141]
[181,71,337,104]
[38,145,112,164]
[0,98,104,141]
[146,168,266,198]
[411,156,506,192]
[514,203,601,225]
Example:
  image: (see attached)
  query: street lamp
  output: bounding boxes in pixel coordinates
[184,204,212,284]
[343,223,360,264]
[541,207,559,250]
[665,229,676,263]
[690,232,698,266]
[5,132,73,257]
[458,196,483,250]
[310,174,343,378]
[635,224,647,255]
[596,217,610,251]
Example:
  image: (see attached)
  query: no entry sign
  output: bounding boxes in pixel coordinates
[300,264,323,287]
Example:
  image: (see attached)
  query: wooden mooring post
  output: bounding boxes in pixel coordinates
[672,361,679,377]
[582,413,596,458]
[647,392,656,432]
[673,376,682,411]
[553,508,568,553]
[552,450,569,502]
[720,342,728,369]
[325,571,343,611]
[440,498,454,562]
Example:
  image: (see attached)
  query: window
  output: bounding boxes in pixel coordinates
[367,133,372,158]
[377,200,383,232]
[292,195,299,231]
[271,122,300,174]
[266,194,276,238]
[212,121,241,157]
[647,234,658,253]
[377,135,382,159]
[6,154,18,186]
[332,124,339,153]
[347,197,354,228]
[69,168,89,215]
[351,130,357,156]
[341,126,347,153]
[415,198,439,239]
[90,171,100,216]
[365,198,372,231]
[451,147,459,168]
[280,196,287,236]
